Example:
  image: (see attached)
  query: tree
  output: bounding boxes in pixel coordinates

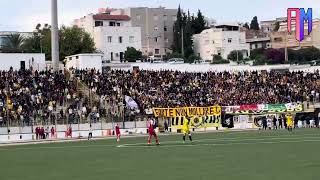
[172,5,183,54]
[172,6,194,59]
[212,54,223,61]
[274,21,280,31]
[59,26,95,61]
[124,47,142,62]
[227,50,243,61]
[168,52,184,59]
[2,34,25,53]
[186,54,200,64]
[24,24,95,61]
[250,48,265,60]
[192,10,207,34]
[243,23,250,29]
[250,16,260,30]
[184,11,194,58]
[264,48,285,64]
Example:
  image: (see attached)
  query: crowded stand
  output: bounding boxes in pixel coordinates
[0,68,77,126]
[74,69,320,114]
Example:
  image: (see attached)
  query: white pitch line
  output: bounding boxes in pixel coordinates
[118,139,320,148]
[0,132,319,151]
[117,133,320,147]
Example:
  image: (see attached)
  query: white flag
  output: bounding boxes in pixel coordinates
[125,96,140,113]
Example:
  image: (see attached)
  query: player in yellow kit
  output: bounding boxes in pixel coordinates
[182,119,192,143]
[286,113,293,132]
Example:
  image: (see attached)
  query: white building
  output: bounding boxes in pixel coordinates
[0,53,46,71]
[74,12,141,62]
[111,7,178,58]
[193,25,250,60]
[65,54,103,71]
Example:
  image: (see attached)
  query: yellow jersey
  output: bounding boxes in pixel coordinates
[183,119,190,134]
[286,115,293,127]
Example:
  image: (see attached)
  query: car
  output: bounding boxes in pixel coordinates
[193,59,211,64]
[168,58,185,64]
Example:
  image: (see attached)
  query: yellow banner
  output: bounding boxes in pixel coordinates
[153,106,221,118]
[170,115,221,129]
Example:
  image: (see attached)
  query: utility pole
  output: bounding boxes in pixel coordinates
[181,26,184,57]
[285,32,288,62]
[51,0,59,72]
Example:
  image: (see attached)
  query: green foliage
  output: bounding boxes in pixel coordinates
[172,6,207,59]
[288,47,320,63]
[250,48,265,60]
[212,54,223,61]
[2,34,25,53]
[59,26,95,61]
[186,54,201,64]
[227,50,243,61]
[211,59,230,64]
[124,47,142,62]
[250,16,260,30]
[252,54,267,66]
[168,52,184,59]
[243,23,250,29]
[23,24,95,61]
[192,10,207,34]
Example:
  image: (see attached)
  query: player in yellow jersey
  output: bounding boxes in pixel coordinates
[182,119,192,143]
[286,113,294,132]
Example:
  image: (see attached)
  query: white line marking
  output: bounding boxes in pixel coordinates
[117,133,320,147]
[118,139,320,148]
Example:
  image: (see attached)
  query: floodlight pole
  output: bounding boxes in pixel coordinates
[51,0,60,72]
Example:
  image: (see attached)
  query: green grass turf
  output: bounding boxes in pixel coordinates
[1,129,320,180]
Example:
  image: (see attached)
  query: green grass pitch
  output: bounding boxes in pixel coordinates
[1,129,320,180]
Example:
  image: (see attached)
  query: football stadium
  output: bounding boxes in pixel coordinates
[1,0,320,180]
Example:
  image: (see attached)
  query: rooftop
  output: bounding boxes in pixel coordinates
[93,14,131,21]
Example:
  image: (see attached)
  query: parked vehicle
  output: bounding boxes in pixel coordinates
[168,58,185,64]
[149,56,163,63]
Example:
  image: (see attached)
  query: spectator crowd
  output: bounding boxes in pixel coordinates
[74,69,320,114]
[0,67,320,126]
[0,68,77,126]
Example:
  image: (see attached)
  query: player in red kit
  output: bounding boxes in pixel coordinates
[147,118,160,145]
[115,124,121,142]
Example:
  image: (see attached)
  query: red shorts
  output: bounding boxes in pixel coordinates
[148,130,156,136]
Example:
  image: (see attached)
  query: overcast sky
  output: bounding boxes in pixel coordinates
[1,0,320,32]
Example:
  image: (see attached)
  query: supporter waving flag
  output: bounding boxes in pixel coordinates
[125,95,140,113]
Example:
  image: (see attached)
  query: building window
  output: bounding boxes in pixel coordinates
[76,56,79,59]
[212,40,215,44]
[119,36,123,43]
[154,26,159,31]
[154,37,159,43]
[164,26,167,31]
[69,57,72,60]
[109,22,115,26]
[154,15,158,21]
[255,44,258,49]
[172,16,177,21]
[163,15,168,21]
[136,15,141,20]
[274,37,282,42]
[129,36,134,43]
[95,21,103,27]
[117,22,121,26]
[107,36,112,43]
[155,49,160,54]
[228,38,232,43]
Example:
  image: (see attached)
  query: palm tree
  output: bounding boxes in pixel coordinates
[3,33,25,53]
